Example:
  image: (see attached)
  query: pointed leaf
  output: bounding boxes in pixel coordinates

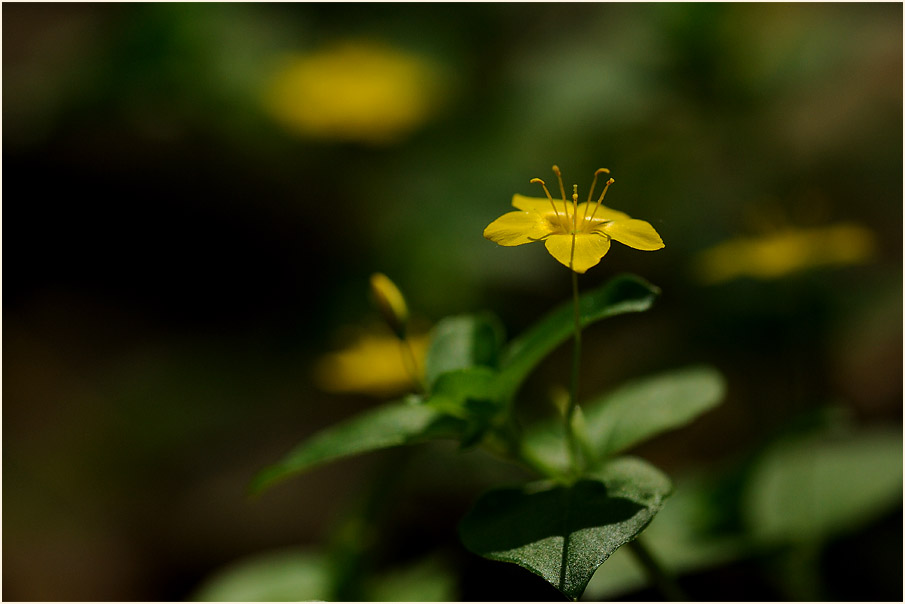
[424,313,505,390]
[458,457,672,600]
[251,398,462,494]
[496,274,660,401]
[743,427,903,544]
[524,365,726,473]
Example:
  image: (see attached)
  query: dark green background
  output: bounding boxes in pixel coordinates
[4,3,901,600]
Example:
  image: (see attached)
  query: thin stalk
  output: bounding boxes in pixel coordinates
[399,336,426,393]
[565,268,583,478]
[627,538,687,602]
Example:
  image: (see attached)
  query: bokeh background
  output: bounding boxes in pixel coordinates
[3,3,902,601]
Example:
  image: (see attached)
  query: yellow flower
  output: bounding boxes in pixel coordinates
[313,331,430,397]
[264,40,444,145]
[483,166,664,273]
[693,222,877,284]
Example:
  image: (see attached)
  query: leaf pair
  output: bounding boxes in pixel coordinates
[250,273,727,600]
[251,274,661,494]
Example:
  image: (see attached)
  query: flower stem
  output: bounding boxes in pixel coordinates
[566,269,583,478]
[399,336,426,393]
[627,538,687,601]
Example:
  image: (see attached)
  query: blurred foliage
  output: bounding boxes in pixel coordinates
[3,2,901,601]
[584,413,902,601]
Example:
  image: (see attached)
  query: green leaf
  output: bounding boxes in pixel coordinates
[191,547,332,601]
[429,367,499,412]
[367,556,458,601]
[458,457,672,600]
[743,427,903,544]
[428,367,504,448]
[524,365,726,473]
[496,274,660,402]
[424,313,505,390]
[250,398,462,494]
[587,365,726,456]
[193,549,459,602]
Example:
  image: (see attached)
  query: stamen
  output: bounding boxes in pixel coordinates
[551,165,570,218]
[586,168,610,203]
[583,168,610,222]
[530,178,564,220]
[586,178,615,223]
[552,165,567,201]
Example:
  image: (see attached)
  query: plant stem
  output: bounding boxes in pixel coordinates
[329,448,411,600]
[627,538,687,602]
[399,336,426,393]
[565,269,582,478]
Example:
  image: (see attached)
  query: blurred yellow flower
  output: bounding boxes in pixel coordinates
[313,331,429,397]
[264,41,444,144]
[693,223,878,284]
[484,166,664,273]
[370,272,409,339]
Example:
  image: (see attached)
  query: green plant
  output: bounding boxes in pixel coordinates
[248,166,727,600]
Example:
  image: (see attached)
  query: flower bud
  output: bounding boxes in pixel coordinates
[370,273,409,339]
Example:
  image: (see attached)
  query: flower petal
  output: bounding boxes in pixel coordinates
[512,197,629,222]
[578,202,631,222]
[544,233,612,273]
[511,194,567,215]
[484,210,552,246]
[599,219,665,251]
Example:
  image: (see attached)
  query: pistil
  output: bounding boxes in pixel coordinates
[572,185,579,233]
